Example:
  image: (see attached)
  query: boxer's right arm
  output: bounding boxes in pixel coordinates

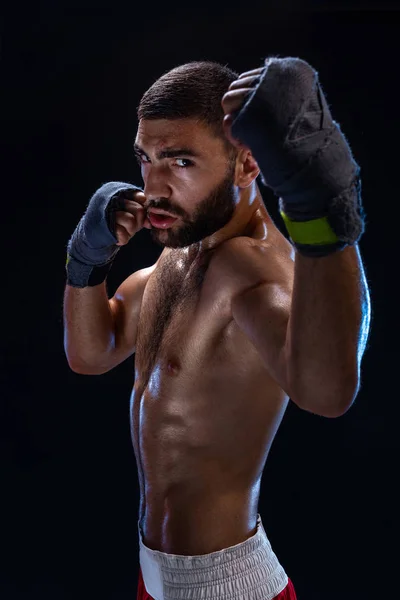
[64,265,155,374]
[63,181,153,374]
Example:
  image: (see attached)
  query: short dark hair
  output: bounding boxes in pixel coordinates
[137,61,239,159]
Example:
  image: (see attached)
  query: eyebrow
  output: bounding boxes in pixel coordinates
[133,143,201,160]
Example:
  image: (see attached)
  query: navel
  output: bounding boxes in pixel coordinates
[166,359,180,376]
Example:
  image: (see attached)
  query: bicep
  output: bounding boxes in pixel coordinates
[107,265,155,368]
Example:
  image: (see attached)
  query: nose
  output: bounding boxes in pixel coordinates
[143,164,172,203]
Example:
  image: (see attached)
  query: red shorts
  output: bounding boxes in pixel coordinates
[136,566,297,599]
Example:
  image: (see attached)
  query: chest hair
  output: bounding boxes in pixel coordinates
[136,250,211,385]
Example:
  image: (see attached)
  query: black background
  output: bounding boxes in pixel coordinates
[2,1,399,598]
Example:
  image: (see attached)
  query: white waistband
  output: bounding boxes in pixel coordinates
[138,513,288,600]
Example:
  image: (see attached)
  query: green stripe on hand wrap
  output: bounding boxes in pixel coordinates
[279,210,339,245]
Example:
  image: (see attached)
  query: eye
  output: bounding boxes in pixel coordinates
[136,153,150,164]
[175,158,194,168]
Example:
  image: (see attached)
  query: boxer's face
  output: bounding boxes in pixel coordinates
[134,118,238,248]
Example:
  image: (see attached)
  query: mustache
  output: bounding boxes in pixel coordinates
[145,199,186,219]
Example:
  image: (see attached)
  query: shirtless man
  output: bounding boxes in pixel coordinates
[63,57,370,600]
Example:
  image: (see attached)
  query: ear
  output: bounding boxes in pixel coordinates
[234,147,260,188]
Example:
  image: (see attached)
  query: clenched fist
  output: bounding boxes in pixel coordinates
[114,191,152,246]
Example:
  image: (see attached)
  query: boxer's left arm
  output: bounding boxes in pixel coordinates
[231,240,370,418]
[284,244,371,418]
[224,60,371,418]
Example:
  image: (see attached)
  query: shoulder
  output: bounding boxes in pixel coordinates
[111,263,157,307]
[212,227,294,295]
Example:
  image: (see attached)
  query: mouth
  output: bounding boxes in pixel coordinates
[148,209,178,229]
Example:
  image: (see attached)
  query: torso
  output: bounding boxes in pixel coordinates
[130,210,294,555]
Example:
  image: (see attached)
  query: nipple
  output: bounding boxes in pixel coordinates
[167,359,180,376]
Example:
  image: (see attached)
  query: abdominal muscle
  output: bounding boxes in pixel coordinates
[130,313,289,555]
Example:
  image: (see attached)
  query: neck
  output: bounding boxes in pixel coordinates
[196,182,266,253]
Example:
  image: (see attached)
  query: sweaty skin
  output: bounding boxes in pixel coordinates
[129,118,294,555]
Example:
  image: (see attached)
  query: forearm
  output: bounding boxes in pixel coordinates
[63,282,115,372]
[286,244,371,416]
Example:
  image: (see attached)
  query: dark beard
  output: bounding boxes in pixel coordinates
[149,164,236,249]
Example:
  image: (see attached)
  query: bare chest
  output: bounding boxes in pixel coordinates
[134,249,231,384]
[130,242,290,549]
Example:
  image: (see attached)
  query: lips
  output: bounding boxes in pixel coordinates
[148,210,178,229]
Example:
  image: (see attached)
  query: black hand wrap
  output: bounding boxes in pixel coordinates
[231,56,366,256]
[66,181,143,288]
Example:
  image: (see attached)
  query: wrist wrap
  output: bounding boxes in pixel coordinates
[66,182,143,287]
[231,56,366,256]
